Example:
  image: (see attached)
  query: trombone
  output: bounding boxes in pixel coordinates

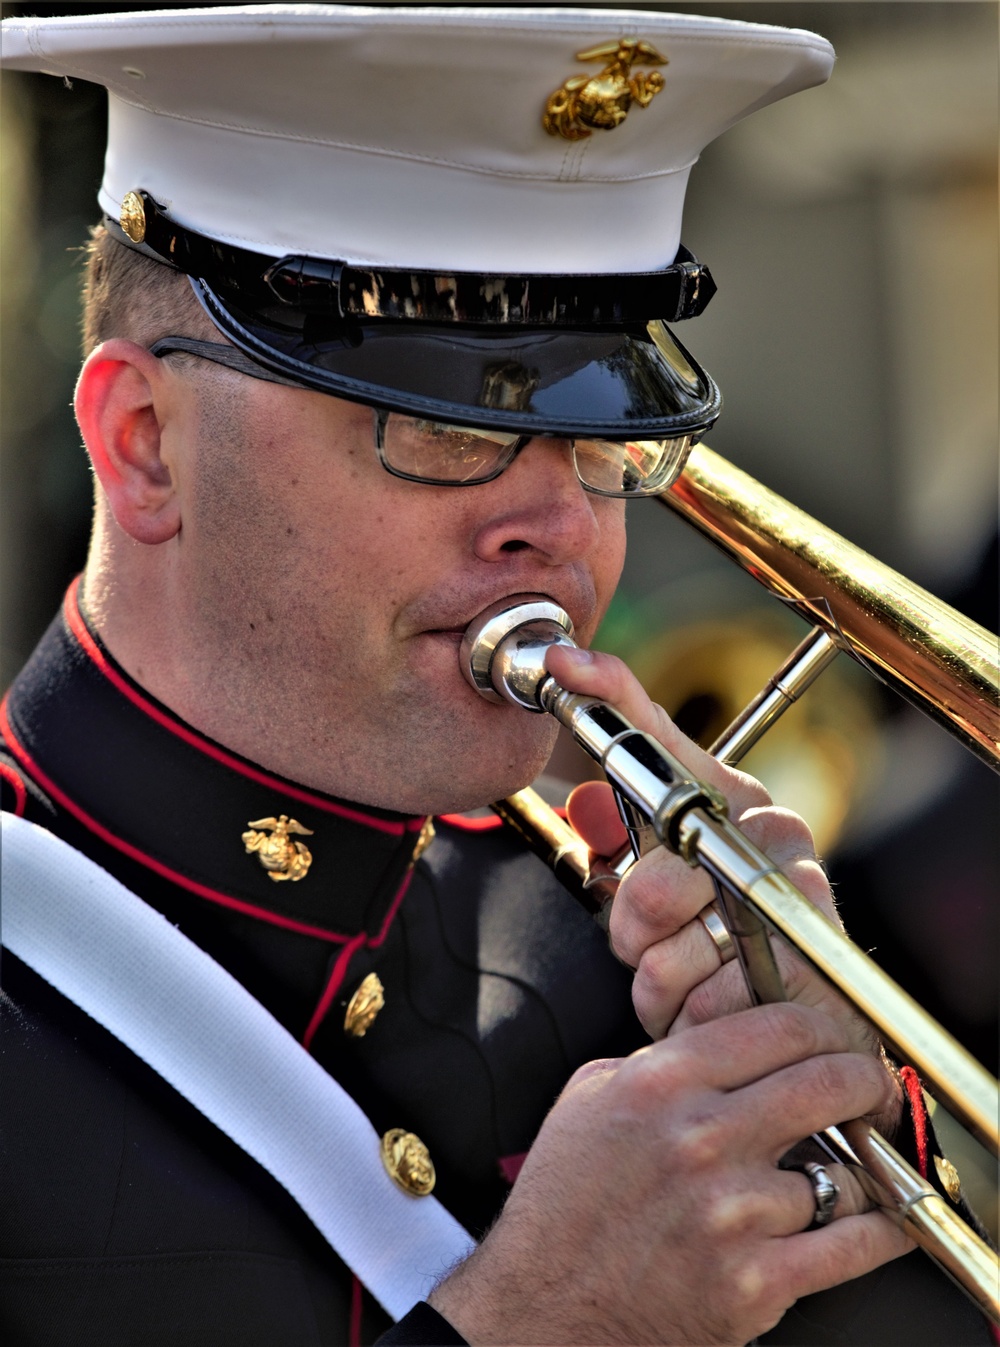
[460,442,1000,1324]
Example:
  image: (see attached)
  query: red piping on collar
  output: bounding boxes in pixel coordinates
[438,804,568,832]
[0,762,28,816]
[1,696,376,945]
[438,811,504,831]
[64,579,423,837]
[301,866,415,1050]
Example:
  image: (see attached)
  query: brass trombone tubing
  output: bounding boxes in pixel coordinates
[492,788,618,921]
[706,626,840,762]
[659,445,1000,771]
[840,1118,1000,1323]
[694,639,998,1318]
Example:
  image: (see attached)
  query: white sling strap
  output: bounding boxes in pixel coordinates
[0,811,476,1321]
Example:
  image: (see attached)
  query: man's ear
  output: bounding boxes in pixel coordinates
[75,339,183,545]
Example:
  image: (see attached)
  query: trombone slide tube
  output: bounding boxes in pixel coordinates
[490,789,617,927]
[707,626,840,763]
[840,1121,1000,1323]
[672,806,998,1155]
[540,672,998,1154]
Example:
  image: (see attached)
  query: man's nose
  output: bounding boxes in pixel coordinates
[471,437,603,564]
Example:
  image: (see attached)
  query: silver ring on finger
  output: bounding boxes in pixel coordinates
[696,902,735,966]
[791,1161,839,1229]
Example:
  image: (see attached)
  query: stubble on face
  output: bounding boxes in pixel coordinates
[176,375,622,814]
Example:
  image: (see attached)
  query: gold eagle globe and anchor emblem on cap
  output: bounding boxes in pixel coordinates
[543,38,667,142]
[242,814,314,882]
[380,1128,436,1196]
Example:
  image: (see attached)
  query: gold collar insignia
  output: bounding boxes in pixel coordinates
[242,814,314,882]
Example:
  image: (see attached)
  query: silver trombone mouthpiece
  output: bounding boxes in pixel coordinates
[460,597,576,710]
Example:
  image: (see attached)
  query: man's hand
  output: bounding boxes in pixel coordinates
[429,647,915,1345]
[544,643,903,1143]
[429,1004,913,1346]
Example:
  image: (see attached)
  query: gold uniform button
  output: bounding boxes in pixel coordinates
[411,817,435,865]
[934,1154,963,1203]
[381,1128,436,1196]
[344,972,385,1038]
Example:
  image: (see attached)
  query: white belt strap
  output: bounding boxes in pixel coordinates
[0,811,476,1321]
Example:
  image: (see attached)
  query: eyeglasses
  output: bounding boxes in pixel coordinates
[373,409,692,497]
[149,336,695,497]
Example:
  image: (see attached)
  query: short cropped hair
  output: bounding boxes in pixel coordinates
[82,225,215,355]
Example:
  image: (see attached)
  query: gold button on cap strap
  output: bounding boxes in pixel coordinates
[119,189,146,243]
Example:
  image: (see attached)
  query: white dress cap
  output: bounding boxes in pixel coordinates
[1,4,834,274]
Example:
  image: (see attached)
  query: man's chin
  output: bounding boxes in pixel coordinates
[409,723,560,817]
[420,764,556,818]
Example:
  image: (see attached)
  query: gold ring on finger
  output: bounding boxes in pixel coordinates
[696,901,735,965]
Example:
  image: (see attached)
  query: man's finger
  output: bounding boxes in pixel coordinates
[779,1211,914,1306]
[622,1002,852,1099]
[544,644,772,809]
[565,779,627,857]
[609,845,717,967]
[736,1052,896,1161]
[632,928,742,1039]
[749,1162,880,1240]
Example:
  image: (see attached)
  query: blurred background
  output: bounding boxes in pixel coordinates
[2,1,997,1221]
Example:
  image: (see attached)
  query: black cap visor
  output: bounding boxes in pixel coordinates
[194,279,721,440]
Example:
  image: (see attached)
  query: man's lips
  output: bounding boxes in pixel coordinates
[416,590,593,644]
[422,628,465,644]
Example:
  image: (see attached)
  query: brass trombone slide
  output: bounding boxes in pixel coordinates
[460,598,998,1322]
[462,596,997,1151]
[457,442,1000,1321]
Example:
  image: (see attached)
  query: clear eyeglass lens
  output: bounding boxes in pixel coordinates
[573,436,693,495]
[382,416,520,483]
[381,414,692,495]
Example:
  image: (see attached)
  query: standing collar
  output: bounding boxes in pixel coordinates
[2,580,429,942]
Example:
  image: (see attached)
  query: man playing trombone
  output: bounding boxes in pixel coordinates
[0,5,991,1344]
